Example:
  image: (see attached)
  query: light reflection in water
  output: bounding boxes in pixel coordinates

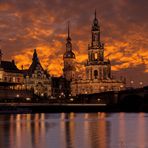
[16,114,21,148]
[119,113,126,147]
[84,113,90,148]
[0,113,147,148]
[138,113,145,148]
[65,113,75,148]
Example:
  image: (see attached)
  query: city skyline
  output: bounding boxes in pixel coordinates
[0,0,148,86]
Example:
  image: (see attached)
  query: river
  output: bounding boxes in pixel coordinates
[0,113,147,148]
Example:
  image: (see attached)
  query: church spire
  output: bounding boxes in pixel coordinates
[64,22,75,59]
[63,22,76,81]
[92,9,99,31]
[67,21,71,42]
[88,11,104,62]
[91,10,101,47]
[68,21,70,39]
[95,9,97,19]
[32,49,39,62]
[66,21,72,52]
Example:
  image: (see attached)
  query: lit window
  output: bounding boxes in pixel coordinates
[13,77,16,82]
[94,53,97,60]
[0,73,3,80]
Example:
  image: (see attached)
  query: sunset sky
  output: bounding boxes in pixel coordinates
[0,0,148,87]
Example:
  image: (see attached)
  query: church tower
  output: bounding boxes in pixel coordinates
[86,11,111,80]
[63,23,76,81]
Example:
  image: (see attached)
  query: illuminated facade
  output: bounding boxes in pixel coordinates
[0,49,24,87]
[69,12,125,96]
[22,49,51,97]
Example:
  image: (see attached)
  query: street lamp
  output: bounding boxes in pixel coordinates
[101,86,104,92]
[61,92,65,98]
[97,98,101,103]
[70,98,74,102]
[130,80,134,88]
[120,85,124,90]
[16,94,20,98]
[26,97,31,101]
[139,81,143,88]
[16,94,20,103]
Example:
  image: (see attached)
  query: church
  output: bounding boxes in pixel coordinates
[63,12,125,96]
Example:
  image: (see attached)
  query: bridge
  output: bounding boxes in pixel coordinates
[76,86,148,111]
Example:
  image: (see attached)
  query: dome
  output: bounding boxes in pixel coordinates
[64,51,75,58]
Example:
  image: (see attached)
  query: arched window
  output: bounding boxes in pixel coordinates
[94,70,98,79]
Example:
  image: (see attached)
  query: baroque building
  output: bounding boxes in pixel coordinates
[68,12,125,96]
[22,49,51,97]
[86,11,111,80]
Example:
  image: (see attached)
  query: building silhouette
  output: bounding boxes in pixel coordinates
[0,12,125,99]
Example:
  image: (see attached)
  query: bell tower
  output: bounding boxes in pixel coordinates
[91,10,101,47]
[63,22,76,81]
[88,10,104,63]
[86,11,111,80]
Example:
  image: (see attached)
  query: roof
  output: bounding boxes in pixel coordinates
[21,49,50,78]
[21,69,28,77]
[0,61,21,73]
[28,60,44,76]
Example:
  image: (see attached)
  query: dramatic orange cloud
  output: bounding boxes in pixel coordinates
[0,0,148,86]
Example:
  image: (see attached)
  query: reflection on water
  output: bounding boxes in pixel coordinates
[0,113,148,148]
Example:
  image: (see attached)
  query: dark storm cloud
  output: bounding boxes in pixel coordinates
[0,0,148,85]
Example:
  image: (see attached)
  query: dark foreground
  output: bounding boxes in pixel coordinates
[0,103,148,113]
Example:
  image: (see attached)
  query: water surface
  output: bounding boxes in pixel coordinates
[0,113,147,148]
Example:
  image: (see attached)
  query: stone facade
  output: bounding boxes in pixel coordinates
[71,79,124,96]
[68,12,125,96]
[22,49,52,97]
[0,49,24,88]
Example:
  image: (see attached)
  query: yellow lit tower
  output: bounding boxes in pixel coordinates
[63,23,76,81]
[86,11,111,80]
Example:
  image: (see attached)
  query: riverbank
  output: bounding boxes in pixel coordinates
[0,103,107,113]
[0,103,148,113]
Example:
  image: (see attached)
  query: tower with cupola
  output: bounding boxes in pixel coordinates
[63,23,76,81]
